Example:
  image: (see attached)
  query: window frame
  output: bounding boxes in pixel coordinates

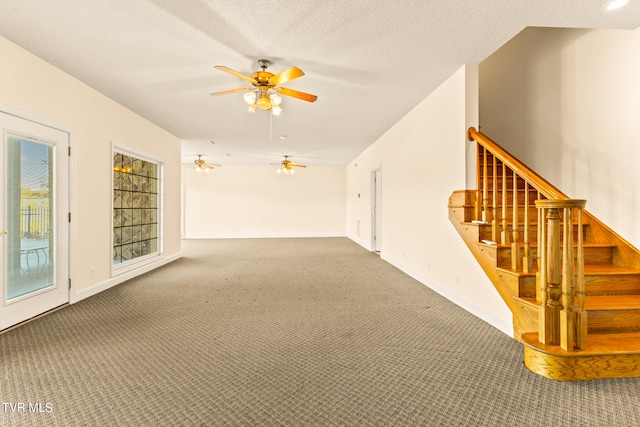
[111,144,163,277]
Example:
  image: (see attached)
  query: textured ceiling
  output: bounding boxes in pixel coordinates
[0,0,639,166]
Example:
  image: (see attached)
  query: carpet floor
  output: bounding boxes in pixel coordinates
[1,238,640,426]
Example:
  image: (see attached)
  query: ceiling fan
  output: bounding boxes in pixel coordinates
[191,155,219,173]
[276,156,306,174]
[211,59,318,114]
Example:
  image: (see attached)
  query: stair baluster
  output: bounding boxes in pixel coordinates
[476,145,482,221]
[561,204,576,351]
[482,146,489,223]
[511,170,521,270]
[522,182,532,273]
[501,164,508,245]
[576,207,588,349]
[492,155,499,242]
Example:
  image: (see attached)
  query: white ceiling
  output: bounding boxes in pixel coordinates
[0,0,639,166]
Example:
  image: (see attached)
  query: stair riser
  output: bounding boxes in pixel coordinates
[481,191,541,206]
[478,224,588,243]
[518,274,640,298]
[461,206,477,222]
[584,275,640,296]
[479,207,538,223]
[479,213,591,232]
[495,246,613,268]
[588,309,640,333]
[515,275,536,299]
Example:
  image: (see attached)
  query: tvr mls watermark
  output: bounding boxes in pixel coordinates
[2,402,53,414]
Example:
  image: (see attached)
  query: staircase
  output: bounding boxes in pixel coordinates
[449,128,640,381]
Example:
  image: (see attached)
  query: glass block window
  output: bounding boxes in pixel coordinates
[113,151,159,267]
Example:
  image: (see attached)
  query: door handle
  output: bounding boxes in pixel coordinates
[0,231,8,235]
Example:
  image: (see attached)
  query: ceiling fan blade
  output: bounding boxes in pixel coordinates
[215,66,257,85]
[210,87,251,96]
[278,87,318,103]
[290,163,307,168]
[269,67,305,86]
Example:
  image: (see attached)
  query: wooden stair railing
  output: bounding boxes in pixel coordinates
[451,128,640,380]
[468,127,587,351]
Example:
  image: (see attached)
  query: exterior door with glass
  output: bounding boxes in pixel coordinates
[0,111,69,330]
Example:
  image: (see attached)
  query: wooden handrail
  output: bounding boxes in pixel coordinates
[467,127,568,200]
[469,127,640,269]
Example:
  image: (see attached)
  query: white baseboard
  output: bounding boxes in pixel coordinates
[70,252,182,304]
[183,232,347,239]
[380,252,513,337]
[346,234,371,251]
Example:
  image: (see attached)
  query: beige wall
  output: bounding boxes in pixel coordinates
[0,35,182,300]
[183,165,346,238]
[347,66,513,335]
[480,26,640,248]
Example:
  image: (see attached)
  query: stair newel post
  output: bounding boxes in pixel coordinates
[575,205,588,350]
[492,155,499,242]
[522,181,532,273]
[501,163,509,245]
[560,206,576,351]
[546,206,563,344]
[536,203,548,334]
[511,170,521,270]
[535,201,563,344]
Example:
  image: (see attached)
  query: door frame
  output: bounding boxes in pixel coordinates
[371,167,382,253]
[0,101,75,330]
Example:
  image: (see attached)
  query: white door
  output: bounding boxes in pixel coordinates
[0,111,69,330]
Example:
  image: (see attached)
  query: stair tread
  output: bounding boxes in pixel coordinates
[583,265,640,275]
[522,331,640,355]
[521,295,640,310]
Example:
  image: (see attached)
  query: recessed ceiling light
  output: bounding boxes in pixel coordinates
[606,0,628,10]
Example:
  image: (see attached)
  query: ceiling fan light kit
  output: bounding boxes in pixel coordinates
[276,156,307,175]
[211,59,318,116]
[210,60,315,173]
[190,155,219,173]
[277,167,294,174]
